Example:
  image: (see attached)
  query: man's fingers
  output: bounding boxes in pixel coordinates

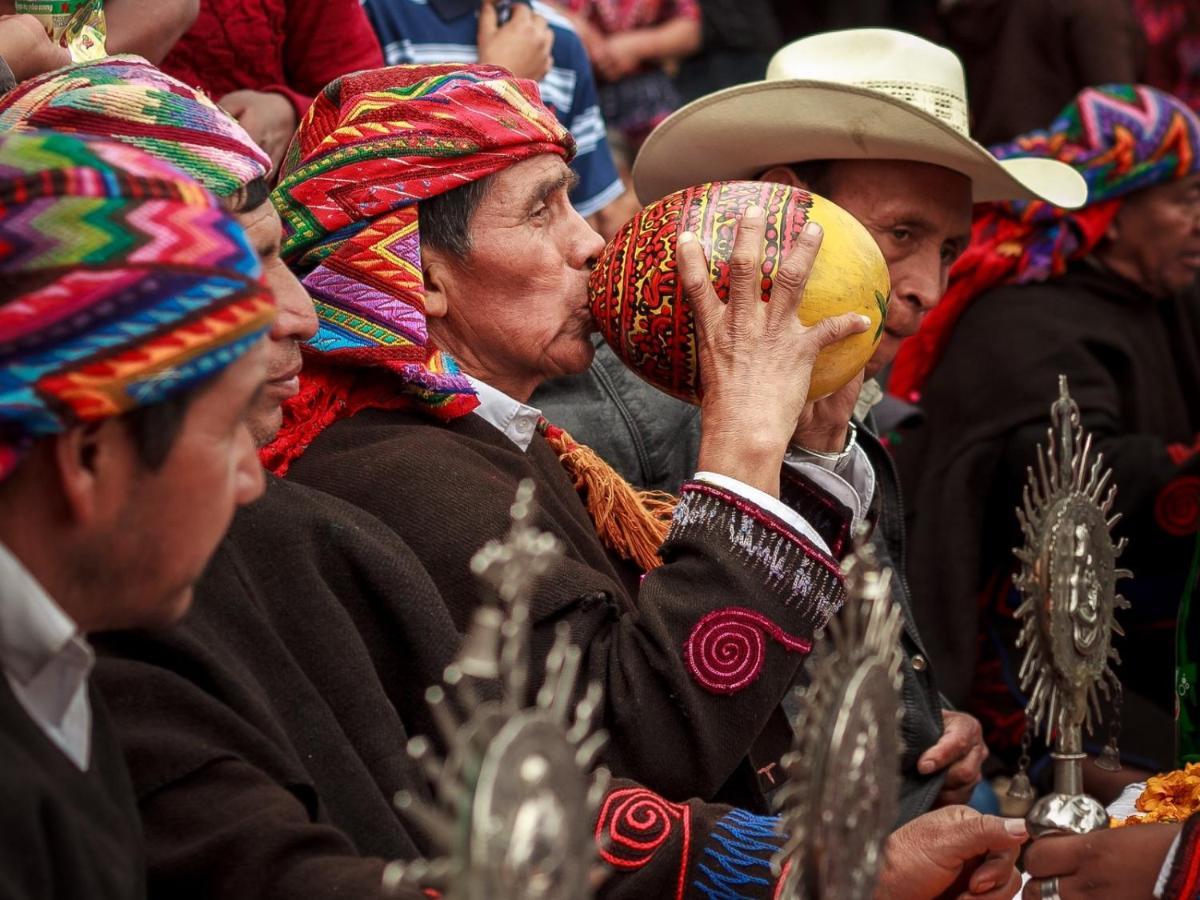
[804,311,871,354]
[770,221,822,322]
[678,232,722,340]
[947,812,1028,862]
[944,743,989,788]
[920,713,978,774]
[478,0,498,37]
[966,867,1023,900]
[725,205,767,319]
[1024,834,1087,880]
[967,847,1019,894]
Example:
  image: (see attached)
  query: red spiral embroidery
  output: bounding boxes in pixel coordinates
[1157,476,1200,537]
[685,607,813,694]
[595,787,690,900]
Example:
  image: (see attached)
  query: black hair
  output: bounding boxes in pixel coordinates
[418,176,495,258]
[225,175,272,215]
[119,388,199,470]
[785,159,837,197]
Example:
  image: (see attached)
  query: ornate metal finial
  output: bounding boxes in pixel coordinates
[1013,376,1132,836]
[384,480,610,898]
[772,529,905,900]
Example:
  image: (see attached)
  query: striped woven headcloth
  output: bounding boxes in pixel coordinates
[0,130,275,480]
[891,84,1200,399]
[262,64,575,474]
[0,56,270,207]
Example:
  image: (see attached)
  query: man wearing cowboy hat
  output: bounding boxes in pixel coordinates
[534,26,1087,823]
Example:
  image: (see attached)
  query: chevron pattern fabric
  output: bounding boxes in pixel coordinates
[0,130,274,479]
[263,64,575,474]
[0,56,271,203]
[892,83,1200,397]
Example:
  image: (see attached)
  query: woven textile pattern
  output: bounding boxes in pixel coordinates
[0,130,274,479]
[891,84,1200,398]
[0,57,270,202]
[263,64,576,473]
[591,181,812,404]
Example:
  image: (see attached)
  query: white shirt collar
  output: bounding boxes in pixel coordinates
[0,540,93,770]
[465,375,543,452]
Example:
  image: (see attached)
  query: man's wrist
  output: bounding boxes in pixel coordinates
[792,423,856,460]
[698,433,787,497]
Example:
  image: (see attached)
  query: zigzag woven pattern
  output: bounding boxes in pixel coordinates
[0,56,270,201]
[891,83,1200,397]
[263,65,576,473]
[0,130,274,478]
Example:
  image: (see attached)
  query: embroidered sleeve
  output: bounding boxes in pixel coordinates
[594,784,785,900]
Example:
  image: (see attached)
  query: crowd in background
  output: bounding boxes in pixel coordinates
[1,0,1200,897]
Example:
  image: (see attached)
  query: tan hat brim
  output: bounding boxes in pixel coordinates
[632,81,1087,209]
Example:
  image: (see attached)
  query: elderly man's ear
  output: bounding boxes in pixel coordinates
[759,166,805,190]
[422,252,451,319]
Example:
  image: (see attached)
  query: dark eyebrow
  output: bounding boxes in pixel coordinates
[529,169,580,210]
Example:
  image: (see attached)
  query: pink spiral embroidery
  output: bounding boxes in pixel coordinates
[595,787,690,900]
[685,607,812,694]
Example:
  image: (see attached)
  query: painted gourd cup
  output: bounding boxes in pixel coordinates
[589,180,891,404]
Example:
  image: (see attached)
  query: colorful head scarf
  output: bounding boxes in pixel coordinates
[263,64,575,473]
[890,84,1200,399]
[0,56,271,206]
[0,130,275,479]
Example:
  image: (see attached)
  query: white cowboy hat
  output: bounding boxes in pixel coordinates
[632,28,1087,208]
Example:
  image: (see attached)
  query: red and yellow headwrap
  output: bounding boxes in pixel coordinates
[263,64,575,474]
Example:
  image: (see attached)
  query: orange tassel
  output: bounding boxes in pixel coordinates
[539,420,677,572]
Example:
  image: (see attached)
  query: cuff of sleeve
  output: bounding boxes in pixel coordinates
[693,471,831,553]
[776,464,856,560]
[671,476,845,627]
[784,442,876,532]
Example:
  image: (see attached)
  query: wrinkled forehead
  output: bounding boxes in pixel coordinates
[825,158,974,234]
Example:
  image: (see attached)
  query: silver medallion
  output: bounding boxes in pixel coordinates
[773,532,905,900]
[384,480,609,898]
[1014,376,1131,836]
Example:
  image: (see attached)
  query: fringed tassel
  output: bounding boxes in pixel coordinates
[538,418,677,572]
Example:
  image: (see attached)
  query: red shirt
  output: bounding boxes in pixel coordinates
[160,0,384,118]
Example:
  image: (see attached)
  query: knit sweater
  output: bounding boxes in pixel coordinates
[287,406,851,811]
[159,0,384,119]
[94,475,788,899]
[0,678,145,899]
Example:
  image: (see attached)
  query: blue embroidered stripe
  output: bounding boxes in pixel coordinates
[693,809,784,900]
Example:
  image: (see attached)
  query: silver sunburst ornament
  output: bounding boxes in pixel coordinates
[1012,375,1131,836]
[383,480,611,898]
[772,531,905,900]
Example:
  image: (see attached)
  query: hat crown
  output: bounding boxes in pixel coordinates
[766,29,971,138]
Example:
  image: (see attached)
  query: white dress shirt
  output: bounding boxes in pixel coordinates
[0,540,93,771]
[466,376,874,555]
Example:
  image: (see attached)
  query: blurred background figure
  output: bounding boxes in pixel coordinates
[0,0,197,92]
[550,0,700,149]
[892,85,1200,789]
[157,0,383,171]
[935,0,1143,145]
[1136,0,1200,112]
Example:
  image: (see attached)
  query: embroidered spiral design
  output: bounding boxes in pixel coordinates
[1156,476,1200,537]
[595,787,689,871]
[685,607,813,695]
